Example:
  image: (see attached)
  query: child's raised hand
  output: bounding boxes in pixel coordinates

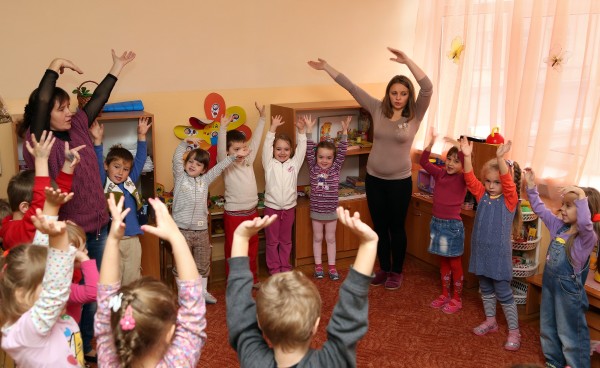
[307,58,328,70]
[336,207,378,244]
[141,198,180,242]
[26,130,56,159]
[270,115,285,133]
[255,102,265,118]
[302,115,316,132]
[89,120,104,145]
[64,141,85,170]
[295,116,306,133]
[220,114,233,129]
[459,136,473,156]
[107,193,131,240]
[560,185,586,200]
[31,208,67,238]
[44,187,74,207]
[523,168,536,188]
[496,140,512,158]
[341,116,352,134]
[235,215,278,240]
[443,136,460,148]
[137,116,152,138]
[425,127,437,149]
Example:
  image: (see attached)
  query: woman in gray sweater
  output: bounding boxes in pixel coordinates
[308,48,433,290]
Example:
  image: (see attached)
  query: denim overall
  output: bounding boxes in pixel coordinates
[540,226,590,368]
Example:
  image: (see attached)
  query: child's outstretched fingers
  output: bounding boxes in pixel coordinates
[496,140,512,157]
[459,136,473,156]
[31,209,66,237]
[523,167,536,188]
[44,187,74,206]
[140,197,179,241]
[107,193,130,239]
[336,207,378,243]
[235,215,278,239]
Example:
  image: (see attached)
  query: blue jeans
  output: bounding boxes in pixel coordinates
[80,225,108,354]
[540,237,590,368]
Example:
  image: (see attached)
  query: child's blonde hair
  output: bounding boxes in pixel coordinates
[0,245,47,326]
[565,187,600,265]
[256,270,321,351]
[66,221,86,249]
[481,158,523,237]
[110,277,178,367]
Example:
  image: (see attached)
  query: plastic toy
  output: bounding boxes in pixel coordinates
[486,127,505,144]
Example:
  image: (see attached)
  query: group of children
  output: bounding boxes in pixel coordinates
[0,68,598,368]
[420,129,600,366]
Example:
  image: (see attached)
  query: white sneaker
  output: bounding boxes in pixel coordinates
[203,291,217,304]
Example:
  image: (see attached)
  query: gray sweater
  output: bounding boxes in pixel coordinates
[172,141,234,230]
[335,73,433,180]
[226,257,372,367]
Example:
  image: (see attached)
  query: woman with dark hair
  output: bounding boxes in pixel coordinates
[308,48,432,290]
[18,50,136,363]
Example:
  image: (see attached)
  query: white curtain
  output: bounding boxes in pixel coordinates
[413,0,600,188]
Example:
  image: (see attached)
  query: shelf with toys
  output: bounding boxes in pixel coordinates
[511,200,541,305]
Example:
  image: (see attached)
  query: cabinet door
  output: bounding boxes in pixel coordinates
[338,198,372,252]
[405,199,438,266]
[294,201,314,261]
[139,232,160,279]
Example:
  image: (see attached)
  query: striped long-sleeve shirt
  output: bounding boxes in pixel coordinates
[306,134,347,221]
[172,141,235,230]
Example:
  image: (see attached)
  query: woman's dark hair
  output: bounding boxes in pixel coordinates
[17,87,70,138]
[381,75,416,121]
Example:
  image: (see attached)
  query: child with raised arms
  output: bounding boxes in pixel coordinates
[524,168,599,367]
[262,114,307,275]
[460,137,523,351]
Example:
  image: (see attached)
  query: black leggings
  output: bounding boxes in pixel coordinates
[365,174,412,273]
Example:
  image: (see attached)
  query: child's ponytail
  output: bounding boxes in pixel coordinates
[510,161,523,238]
[110,277,178,367]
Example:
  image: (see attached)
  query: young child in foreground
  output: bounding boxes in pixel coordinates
[95,195,206,367]
[1,212,82,367]
[524,168,599,368]
[226,207,377,367]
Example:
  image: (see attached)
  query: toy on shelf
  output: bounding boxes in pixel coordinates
[485,127,505,145]
[155,183,174,212]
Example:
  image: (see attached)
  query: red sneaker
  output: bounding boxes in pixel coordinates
[430,295,450,309]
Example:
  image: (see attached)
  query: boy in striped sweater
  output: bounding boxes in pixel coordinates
[305,116,349,280]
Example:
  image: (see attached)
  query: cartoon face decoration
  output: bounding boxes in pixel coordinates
[211,103,220,119]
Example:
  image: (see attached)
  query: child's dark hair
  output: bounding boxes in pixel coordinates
[16,87,71,139]
[7,170,35,212]
[0,198,11,221]
[316,140,337,158]
[565,187,600,265]
[226,130,247,150]
[105,145,134,166]
[0,244,48,326]
[184,148,210,171]
[446,146,463,165]
[274,134,295,158]
[110,277,178,367]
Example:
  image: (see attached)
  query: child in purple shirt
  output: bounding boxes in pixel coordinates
[305,115,349,280]
[95,195,206,367]
[420,130,467,314]
[524,168,600,367]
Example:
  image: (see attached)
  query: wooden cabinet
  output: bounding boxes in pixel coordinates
[293,197,373,266]
[406,189,478,288]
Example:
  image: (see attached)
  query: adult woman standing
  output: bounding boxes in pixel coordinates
[18,49,136,362]
[308,48,432,290]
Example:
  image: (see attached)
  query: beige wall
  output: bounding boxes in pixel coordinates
[0,0,419,196]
